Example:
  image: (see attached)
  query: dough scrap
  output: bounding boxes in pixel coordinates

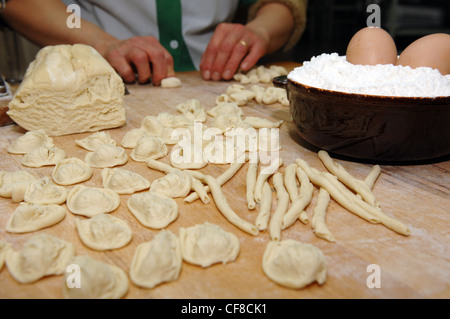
[67,185,120,217]
[179,222,240,268]
[127,192,179,229]
[0,170,36,198]
[6,202,66,233]
[24,176,68,205]
[130,135,168,162]
[52,157,93,185]
[262,239,327,289]
[75,214,132,251]
[62,255,128,299]
[7,129,54,154]
[7,44,126,136]
[150,171,192,198]
[85,144,128,168]
[161,76,182,88]
[6,233,75,284]
[101,167,151,194]
[130,230,182,289]
[21,145,67,168]
[75,131,117,151]
[0,240,12,271]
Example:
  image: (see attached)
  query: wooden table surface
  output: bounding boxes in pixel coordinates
[0,63,449,299]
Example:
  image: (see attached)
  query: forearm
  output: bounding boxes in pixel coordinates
[0,0,118,55]
[245,2,294,54]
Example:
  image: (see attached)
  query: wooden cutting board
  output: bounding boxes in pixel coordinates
[0,65,449,299]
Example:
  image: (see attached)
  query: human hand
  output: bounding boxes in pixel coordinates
[199,23,269,81]
[101,36,175,85]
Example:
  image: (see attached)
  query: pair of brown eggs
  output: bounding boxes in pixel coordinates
[346,27,450,75]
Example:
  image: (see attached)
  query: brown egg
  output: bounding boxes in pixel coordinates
[396,33,450,75]
[346,27,398,66]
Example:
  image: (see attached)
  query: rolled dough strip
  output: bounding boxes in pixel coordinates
[197,173,259,236]
[246,157,259,210]
[311,188,336,242]
[364,164,381,189]
[255,182,272,231]
[284,163,298,202]
[296,159,410,236]
[269,172,289,241]
[161,77,182,88]
[253,158,283,203]
[282,166,313,229]
[184,160,246,203]
[318,150,378,207]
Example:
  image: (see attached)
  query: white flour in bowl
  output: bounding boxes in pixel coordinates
[288,53,450,98]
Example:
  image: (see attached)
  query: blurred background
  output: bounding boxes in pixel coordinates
[1,0,449,82]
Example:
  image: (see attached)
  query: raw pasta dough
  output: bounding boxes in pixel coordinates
[262,239,327,289]
[85,144,128,168]
[62,255,128,299]
[130,135,168,162]
[75,214,132,251]
[7,129,54,154]
[101,167,151,194]
[130,230,182,288]
[0,170,35,199]
[52,157,93,185]
[127,192,179,229]
[24,176,68,205]
[161,76,182,88]
[6,202,66,233]
[21,145,67,168]
[7,44,126,136]
[67,185,120,217]
[179,222,240,268]
[75,131,117,151]
[6,233,75,284]
[150,171,192,198]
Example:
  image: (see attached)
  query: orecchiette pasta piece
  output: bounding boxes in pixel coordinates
[140,115,165,137]
[52,157,93,185]
[85,144,128,168]
[75,214,132,251]
[121,128,149,149]
[179,222,240,268]
[130,135,168,162]
[226,84,246,94]
[176,99,207,122]
[6,202,66,233]
[161,76,182,88]
[0,170,36,198]
[6,233,75,284]
[130,230,182,289]
[67,185,120,217]
[215,93,230,105]
[21,145,67,168]
[75,131,116,151]
[62,255,129,299]
[101,167,151,194]
[150,171,192,198]
[170,143,207,170]
[24,176,68,205]
[262,240,327,289]
[157,112,192,129]
[211,113,242,133]
[207,102,242,118]
[127,192,179,229]
[7,129,54,154]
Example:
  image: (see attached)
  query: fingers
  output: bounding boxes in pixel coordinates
[104,36,175,85]
[200,23,269,81]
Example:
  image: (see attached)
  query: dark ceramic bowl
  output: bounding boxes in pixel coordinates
[274,75,450,162]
